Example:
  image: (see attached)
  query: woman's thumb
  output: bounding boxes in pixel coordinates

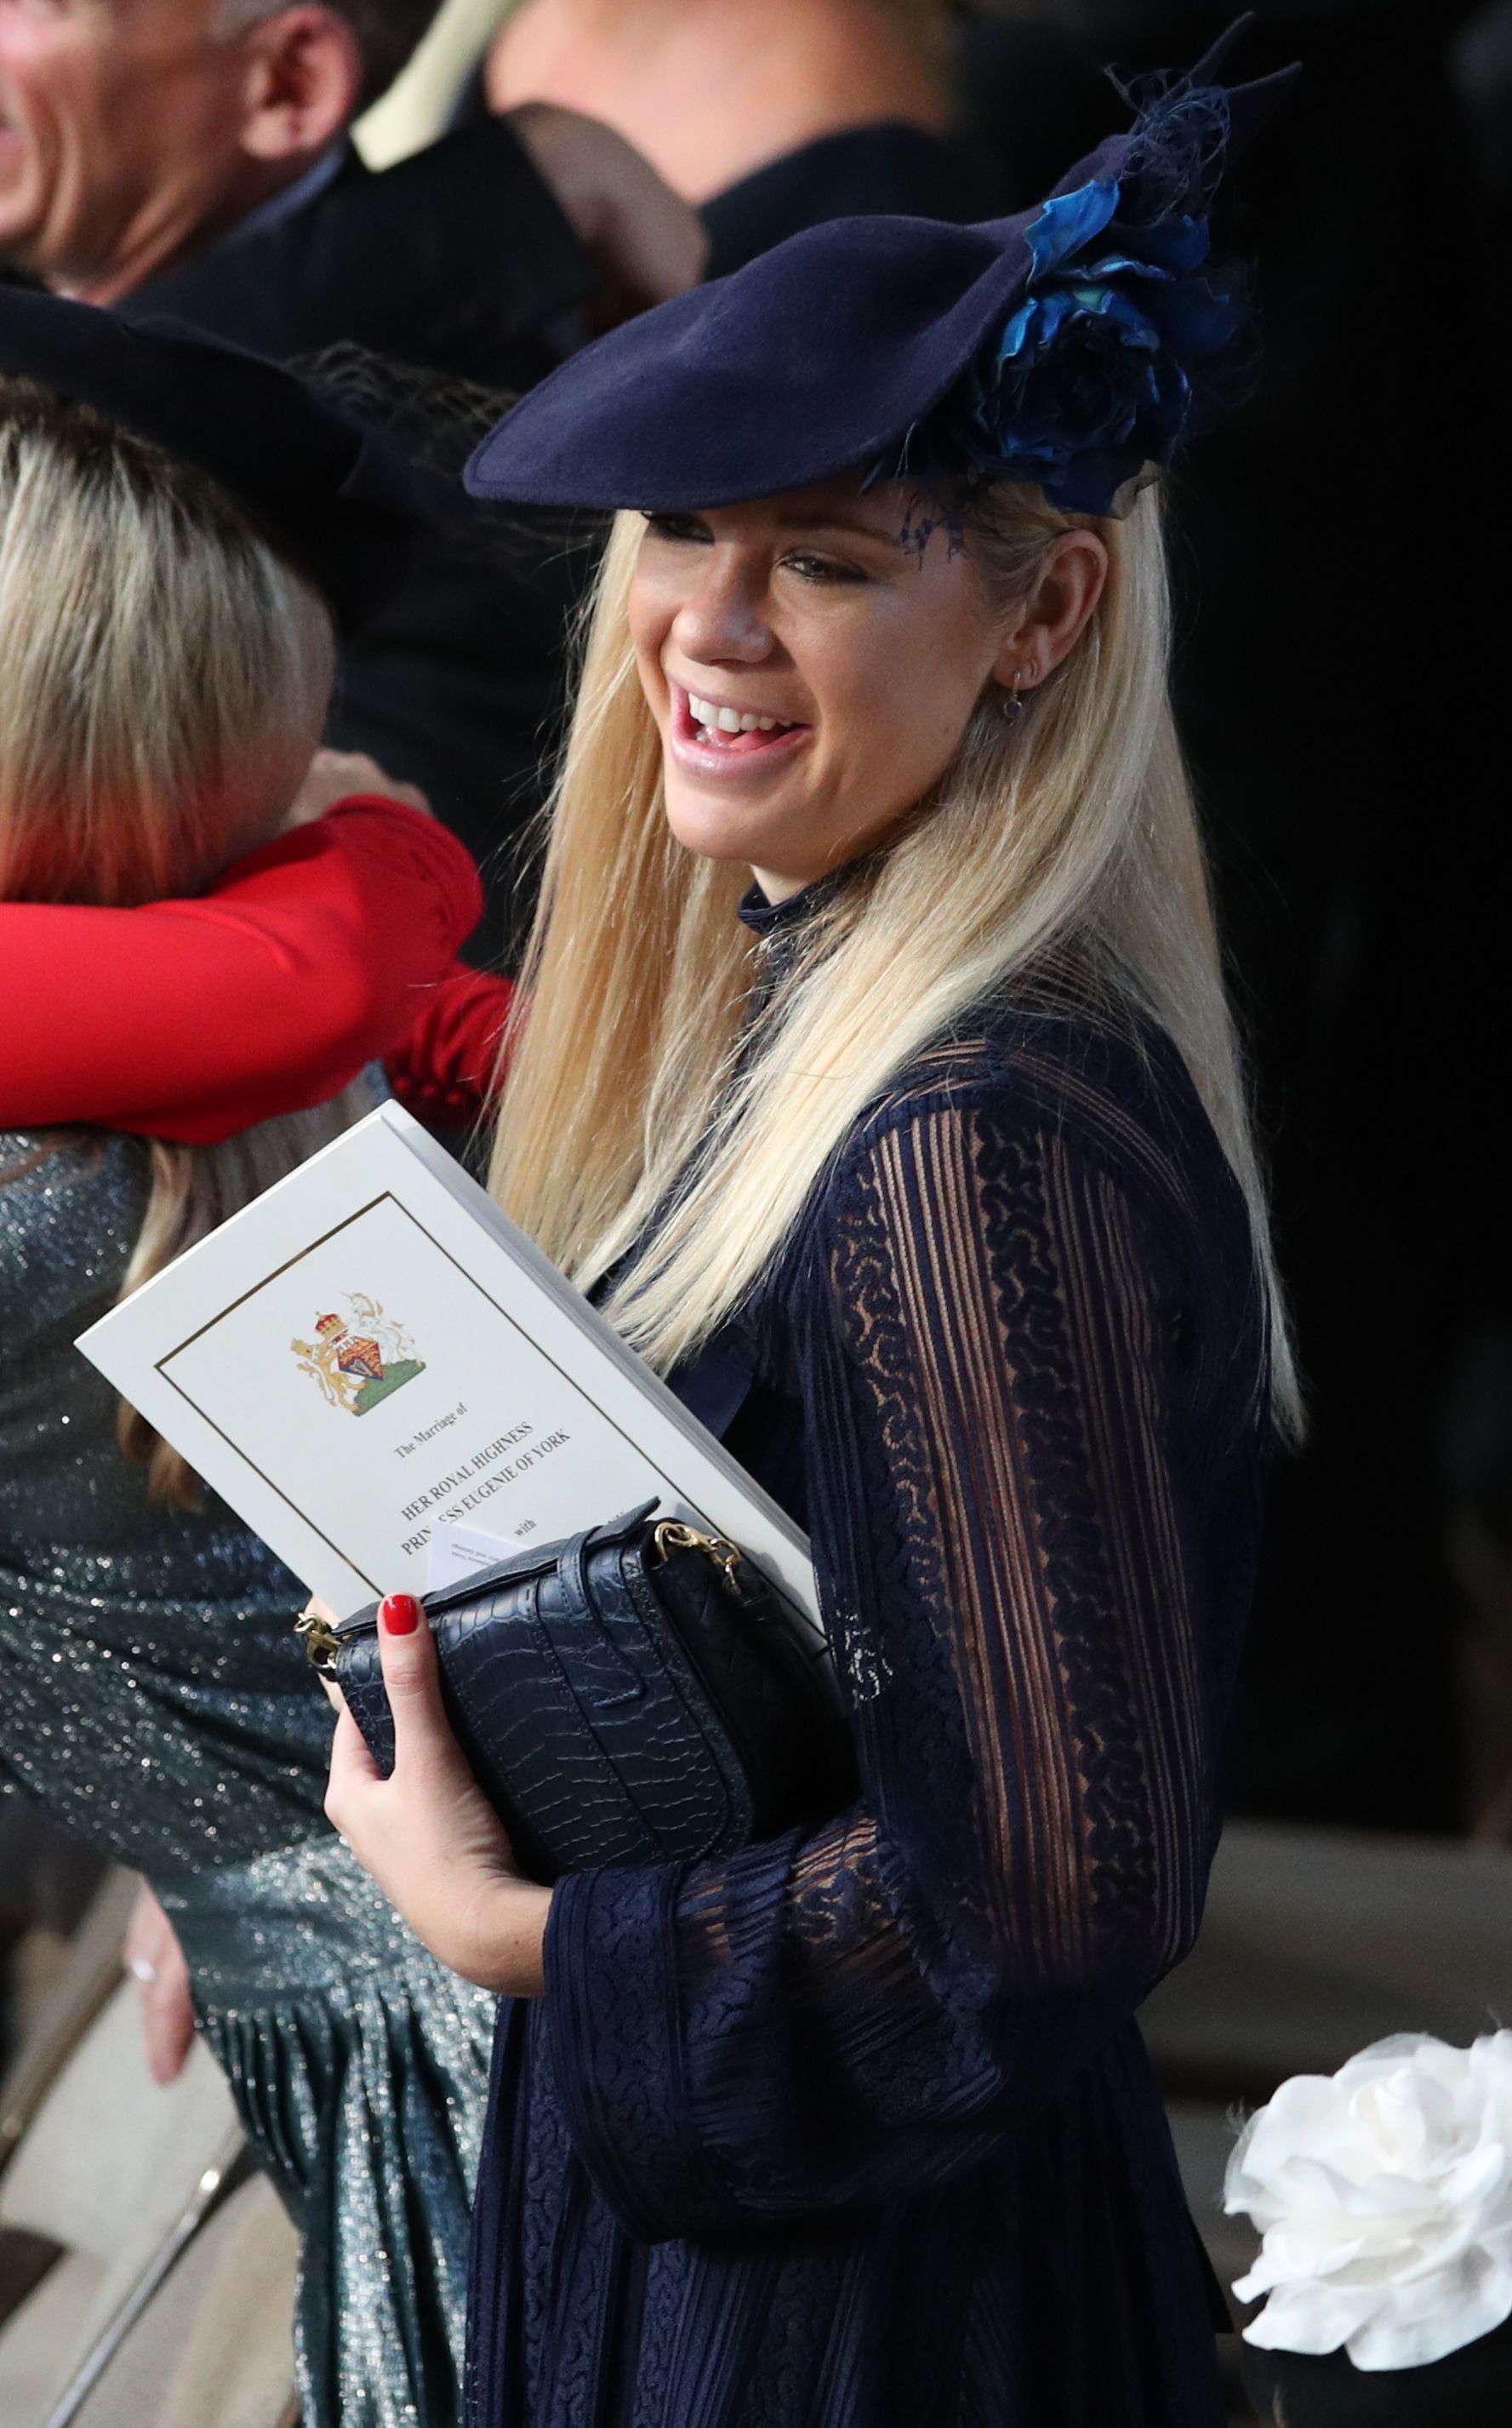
[376,1593,453,1768]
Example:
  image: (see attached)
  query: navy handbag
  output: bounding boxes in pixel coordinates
[298,1502,857,1881]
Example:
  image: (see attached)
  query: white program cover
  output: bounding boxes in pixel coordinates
[77,1103,815,1620]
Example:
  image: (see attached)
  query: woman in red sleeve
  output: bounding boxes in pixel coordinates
[0,761,511,1141]
[0,299,511,2428]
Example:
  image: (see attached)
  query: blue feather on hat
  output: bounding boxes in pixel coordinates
[922,79,1249,514]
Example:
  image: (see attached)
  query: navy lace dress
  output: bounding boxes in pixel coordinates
[467,900,1267,2428]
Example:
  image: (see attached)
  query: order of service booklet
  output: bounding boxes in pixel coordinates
[76,1102,815,1623]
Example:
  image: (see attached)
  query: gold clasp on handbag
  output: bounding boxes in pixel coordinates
[295,1607,342,1676]
[651,1519,747,1595]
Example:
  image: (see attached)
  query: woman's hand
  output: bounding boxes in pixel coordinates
[504,102,707,324]
[282,748,431,832]
[323,1594,552,1996]
[123,1881,196,2086]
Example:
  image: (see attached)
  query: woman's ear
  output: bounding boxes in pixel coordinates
[237,4,363,167]
[990,529,1110,694]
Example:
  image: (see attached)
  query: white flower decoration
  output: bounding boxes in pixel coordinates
[1224,2031,1512,2371]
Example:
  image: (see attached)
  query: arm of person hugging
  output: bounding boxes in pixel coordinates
[385,963,517,1131]
[0,797,490,1144]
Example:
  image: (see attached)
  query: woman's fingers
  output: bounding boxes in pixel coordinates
[324,1592,470,1842]
[374,1595,465,1779]
[123,1881,196,2087]
[504,103,708,311]
[328,1700,380,1790]
[317,1591,539,1990]
[282,748,431,831]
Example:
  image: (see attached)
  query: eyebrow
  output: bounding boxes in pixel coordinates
[767,506,900,544]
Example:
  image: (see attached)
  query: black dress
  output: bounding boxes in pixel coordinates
[466,889,1268,2427]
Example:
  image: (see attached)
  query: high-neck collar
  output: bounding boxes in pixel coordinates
[734,870,850,1025]
[736,868,847,940]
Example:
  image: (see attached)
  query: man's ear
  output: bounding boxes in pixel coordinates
[237,5,364,166]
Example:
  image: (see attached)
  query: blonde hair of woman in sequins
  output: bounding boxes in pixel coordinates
[0,374,368,1502]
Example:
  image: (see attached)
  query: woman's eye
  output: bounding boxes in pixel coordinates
[642,511,711,546]
[782,552,867,586]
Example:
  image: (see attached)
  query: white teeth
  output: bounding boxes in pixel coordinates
[686,691,791,740]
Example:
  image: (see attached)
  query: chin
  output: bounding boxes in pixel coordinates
[663,788,787,870]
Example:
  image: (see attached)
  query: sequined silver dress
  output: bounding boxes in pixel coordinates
[0,1131,495,2428]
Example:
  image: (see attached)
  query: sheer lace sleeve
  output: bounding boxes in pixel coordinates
[545,1060,1261,2241]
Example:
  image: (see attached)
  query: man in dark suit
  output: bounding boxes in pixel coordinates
[0,0,702,952]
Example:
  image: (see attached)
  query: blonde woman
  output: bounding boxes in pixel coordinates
[0,301,496,2428]
[328,36,1299,2428]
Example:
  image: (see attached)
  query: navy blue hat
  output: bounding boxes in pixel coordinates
[466,18,1296,522]
[0,289,439,632]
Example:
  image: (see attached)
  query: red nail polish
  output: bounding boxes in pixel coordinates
[380,1593,422,1636]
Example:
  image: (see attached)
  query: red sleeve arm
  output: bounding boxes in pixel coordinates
[385,964,516,1130]
[0,800,483,1145]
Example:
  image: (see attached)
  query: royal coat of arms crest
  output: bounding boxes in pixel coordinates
[291,1294,426,1416]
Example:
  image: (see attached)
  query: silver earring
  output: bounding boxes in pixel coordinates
[1001,665,1034,723]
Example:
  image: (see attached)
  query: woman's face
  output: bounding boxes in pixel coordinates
[629,478,1022,900]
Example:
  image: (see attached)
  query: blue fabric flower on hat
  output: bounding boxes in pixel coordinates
[939,88,1247,516]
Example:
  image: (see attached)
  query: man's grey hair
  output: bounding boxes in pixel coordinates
[219,0,442,113]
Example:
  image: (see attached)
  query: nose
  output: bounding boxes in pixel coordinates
[670,547,773,669]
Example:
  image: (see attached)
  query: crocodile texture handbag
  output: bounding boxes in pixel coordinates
[299,1503,857,1882]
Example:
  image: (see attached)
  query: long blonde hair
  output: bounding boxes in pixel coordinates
[490,483,1300,1435]
[0,375,368,1505]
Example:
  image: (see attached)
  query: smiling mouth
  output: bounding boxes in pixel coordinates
[672,684,810,759]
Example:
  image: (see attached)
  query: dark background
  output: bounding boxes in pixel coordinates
[953,0,1511,1837]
